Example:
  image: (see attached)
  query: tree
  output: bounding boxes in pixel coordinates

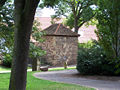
[95,0,120,59]
[0,5,45,68]
[41,0,95,33]
[0,1,14,67]
[0,3,46,68]
[9,0,40,90]
[30,20,46,71]
[95,0,120,72]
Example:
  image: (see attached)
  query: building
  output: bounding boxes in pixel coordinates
[35,17,97,43]
[38,24,79,66]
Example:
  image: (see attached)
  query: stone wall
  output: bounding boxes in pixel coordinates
[39,36,78,66]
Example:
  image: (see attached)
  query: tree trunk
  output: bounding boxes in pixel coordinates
[74,17,79,33]
[9,0,40,90]
[32,58,37,71]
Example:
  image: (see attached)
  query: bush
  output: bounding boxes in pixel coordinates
[78,40,94,49]
[2,53,12,67]
[77,40,118,75]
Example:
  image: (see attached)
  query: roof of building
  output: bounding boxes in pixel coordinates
[42,24,80,37]
[35,17,97,42]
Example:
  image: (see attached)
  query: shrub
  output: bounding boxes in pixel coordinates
[77,40,118,75]
[78,40,94,49]
[2,53,12,67]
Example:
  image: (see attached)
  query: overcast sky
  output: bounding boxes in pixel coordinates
[35,7,55,17]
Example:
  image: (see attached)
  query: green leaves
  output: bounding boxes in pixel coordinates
[0,0,7,7]
[0,1,14,55]
[95,0,120,58]
[64,5,95,29]
[95,0,120,72]
[29,20,46,59]
[77,40,118,75]
[64,13,74,29]
[32,20,45,42]
[29,43,46,58]
[40,0,60,8]
[40,0,95,33]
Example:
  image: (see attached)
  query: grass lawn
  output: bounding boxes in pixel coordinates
[49,66,76,71]
[0,65,76,71]
[0,66,11,71]
[0,72,95,90]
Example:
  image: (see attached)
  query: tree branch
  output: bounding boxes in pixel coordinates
[78,21,86,28]
[70,1,76,17]
[77,0,91,19]
[75,1,80,13]
[78,12,96,28]
[76,1,84,19]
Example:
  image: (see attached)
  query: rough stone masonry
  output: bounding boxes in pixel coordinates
[39,24,80,66]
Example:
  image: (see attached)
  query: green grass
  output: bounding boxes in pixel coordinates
[0,66,32,71]
[0,66,11,71]
[49,66,76,71]
[0,66,76,72]
[0,72,95,90]
[0,65,32,72]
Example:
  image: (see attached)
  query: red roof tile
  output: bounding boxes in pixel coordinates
[43,24,80,37]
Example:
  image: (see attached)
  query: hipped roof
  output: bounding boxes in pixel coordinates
[42,24,80,37]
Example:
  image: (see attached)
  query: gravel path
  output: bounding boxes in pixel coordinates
[34,69,120,90]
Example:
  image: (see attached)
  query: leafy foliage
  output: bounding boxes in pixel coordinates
[77,41,119,75]
[0,1,14,67]
[78,40,94,49]
[0,1,14,52]
[29,43,46,59]
[0,0,7,7]
[95,0,120,72]
[0,5,45,67]
[29,20,46,60]
[2,52,12,67]
[31,20,45,42]
[40,0,59,8]
[64,4,95,29]
[41,0,95,33]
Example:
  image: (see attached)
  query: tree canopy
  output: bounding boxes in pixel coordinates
[95,0,120,73]
[95,0,120,59]
[0,0,14,52]
[41,0,96,33]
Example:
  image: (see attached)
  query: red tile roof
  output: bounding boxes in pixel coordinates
[43,24,80,37]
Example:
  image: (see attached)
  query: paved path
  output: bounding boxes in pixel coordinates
[34,69,120,90]
[0,69,32,73]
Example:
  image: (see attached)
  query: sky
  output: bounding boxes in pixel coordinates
[35,8,55,17]
[35,4,97,17]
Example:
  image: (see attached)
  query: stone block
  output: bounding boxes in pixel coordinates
[40,66,49,71]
